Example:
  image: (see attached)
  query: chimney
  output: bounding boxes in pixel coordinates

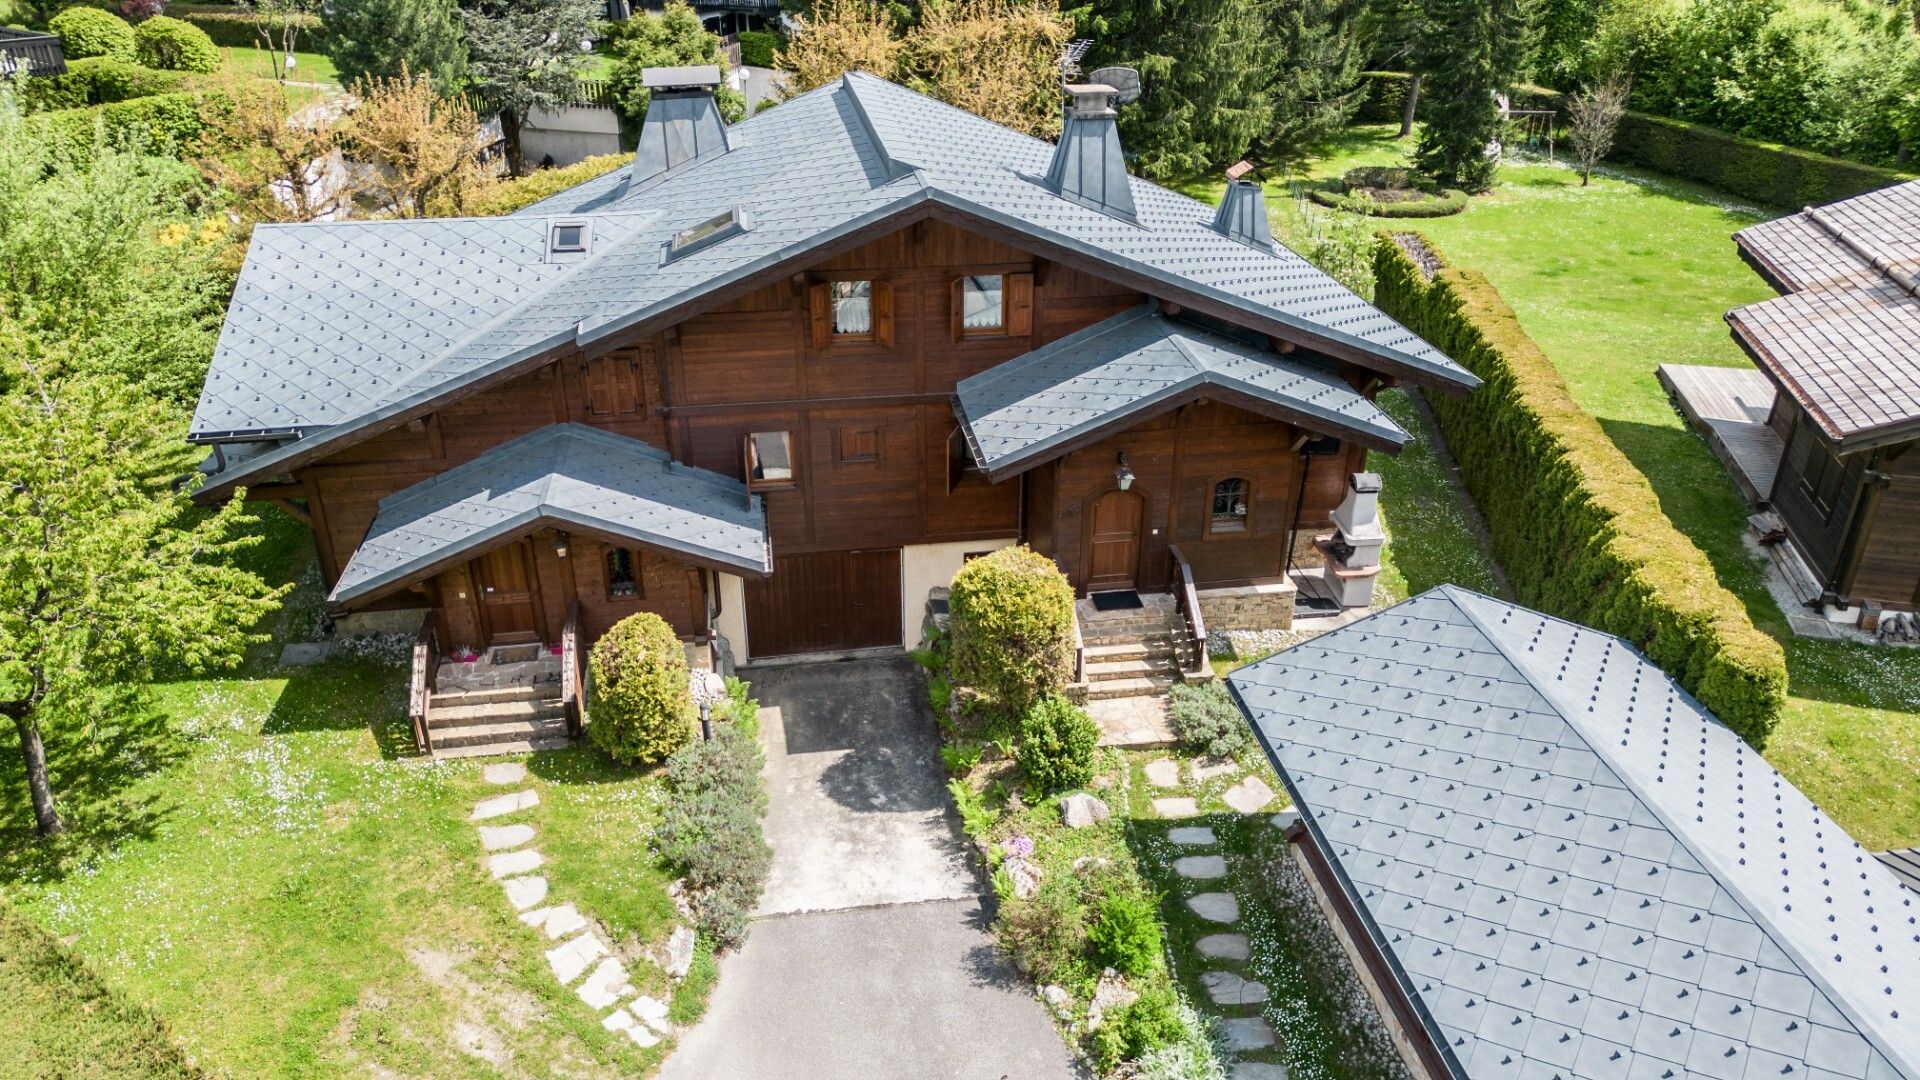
[634,65,729,182]
[1212,160,1274,252]
[1044,83,1135,222]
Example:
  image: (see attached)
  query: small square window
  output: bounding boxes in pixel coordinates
[831,280,873,335]
[551,222,587,253]
[749,431,793,483]
[669,207,747,257]
[960,275,1004,331]
[1211,478,1249,533]
[605,547,642,600]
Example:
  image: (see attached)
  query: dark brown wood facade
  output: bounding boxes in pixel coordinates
[1767,395,1920,610]
[267,219,1387,655]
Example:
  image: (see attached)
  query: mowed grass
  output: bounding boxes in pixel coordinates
[0,514,694,1075]
[220,45,339,87]
[1186,126,1920,847]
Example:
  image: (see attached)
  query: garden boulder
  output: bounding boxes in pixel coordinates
[1059,792,1110,829]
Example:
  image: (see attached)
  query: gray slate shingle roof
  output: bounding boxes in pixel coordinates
[190,73,1469,490]
[953,305,1407,477]
[329,424,769,604]
[1730,181,1920,449]
[1228,586,1920,1080]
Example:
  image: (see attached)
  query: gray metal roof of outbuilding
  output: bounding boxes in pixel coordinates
[953,305,1408,478]
[190,73,1469,491]
[329,424,769,605]
[1227,586,1920,1080]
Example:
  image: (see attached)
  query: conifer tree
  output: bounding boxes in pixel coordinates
[1259,0,1369,168]
[324,0,469,95]
[1411,0,1531,192]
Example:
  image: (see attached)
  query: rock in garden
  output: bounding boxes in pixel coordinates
[1086,968,1139,1031]
[1060,792,1111,829]
[1222,777,1275,814]
[1270,808,1301,831]
[482,762,527,785]
[1005,856,1042,899]
[1144,759,1181,788]
[279,642,331,667]
[1232,1066,1288,1080]
[539,903,587,940]
[479,823,536,851]
[1174,855,1227,880]
[546,932,607,985]
[1202,970,1269,1006]
[471,789,539,820]
[1152,797,1199,818]
[502,874,548,911]
[629,995,672,1035]
[1168,826,1216,846]
[667,878,695,921]
[1072,856,1111,874]
[1039,984,1073,1021]
[1196,933,1251,961]
[1220,1017,1279,1052]
[1186,892,1239,923]
[664,925,696,980]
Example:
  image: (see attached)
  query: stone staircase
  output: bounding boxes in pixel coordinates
[428,683,571,760]
[1081,616,1183,701]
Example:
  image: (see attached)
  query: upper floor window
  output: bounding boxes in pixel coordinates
[831,281,873,334]
[747,430,794,486]
[960,275,1004,331]
[807,279,893,348]
[605,547,642,599]
[1211,477,1249,533]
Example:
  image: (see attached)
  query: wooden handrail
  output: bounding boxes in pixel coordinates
[1167,545,1214,680]
[1071,609,1086,685]
[561,601,586,740]
[408,620,438,755]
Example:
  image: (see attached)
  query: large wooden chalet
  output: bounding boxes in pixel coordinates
[190,70,1472,714]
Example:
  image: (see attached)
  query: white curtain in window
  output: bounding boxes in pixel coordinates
[832,281,872,334]
[962,275,1003,328]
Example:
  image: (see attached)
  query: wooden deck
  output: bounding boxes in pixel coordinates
[1657,364,1784,507]
[1879,849,1920,893]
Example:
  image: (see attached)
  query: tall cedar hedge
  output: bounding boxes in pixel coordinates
[1372,232,1787,742]
[948,545,1077,719]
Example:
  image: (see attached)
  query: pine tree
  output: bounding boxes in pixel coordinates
[1412,0,1531,192]
[606,2,746,126]
[459,0,602,175]
[1259,0,1370,168]
[323,0,469,95]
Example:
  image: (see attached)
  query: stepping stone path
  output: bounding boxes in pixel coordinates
[1168,826,1216,846]
[1222,777,1275,814]
[1221,1017,1278,1053]
[1196,933,1251,961]
[1152,796,1199,818]
[1233,1065,1289,1080]
[1144,759,1182,788]
[470,765,683,1051]
[1202,970,1269,1007]
[1174,855,1228,880]
[1190,758,1239,783]
[1186,892,1239,923]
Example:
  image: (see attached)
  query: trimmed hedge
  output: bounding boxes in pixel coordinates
[18,56,190,112]
[170,2,327,49]
[1609,111,1911,211]
[1309,186,1468,218]
[1372,232,1787,742]
[588,611,697,765]
[48,6,137,60]
[735,29,780,69]
[26,91,210,165]
[1354,70,1411,125]
[948,545,1077,722]
[134,14,220,73]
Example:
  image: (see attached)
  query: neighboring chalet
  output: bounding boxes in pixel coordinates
[189,69,1473,751]
[1229,586,1920,1080]
[1713,180,1919,616]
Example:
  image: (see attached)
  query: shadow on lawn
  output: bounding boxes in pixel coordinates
[261,655,417,760]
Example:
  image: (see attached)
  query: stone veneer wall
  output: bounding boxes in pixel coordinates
[1199,582,1296,632]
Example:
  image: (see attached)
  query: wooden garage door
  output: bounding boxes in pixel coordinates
[745,549,901,657]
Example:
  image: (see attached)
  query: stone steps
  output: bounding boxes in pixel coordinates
[1085,657,1181,682]
[433,719,571,753]
[430,689,569,757]
[1082,625,1177,647]
[1086,675,1176,700]
[435,684,556,707]
[432,697,566,729]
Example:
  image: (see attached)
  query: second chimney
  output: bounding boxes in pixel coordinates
[1212,160,1273,252]
[1044,83,1135,222]
[634,65,729,183]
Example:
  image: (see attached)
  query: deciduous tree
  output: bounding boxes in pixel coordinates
[323,0,469,94]
[1565,72,1628,185]
[236,0,323,82]
[905,0,1072,138]
[194,76,357,222]
[605,2,746,125]
[346,66,486,216]
[779,0,904,92]
[459,0,601,175]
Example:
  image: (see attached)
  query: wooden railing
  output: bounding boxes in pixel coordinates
[561,602,586,740]
[408,620,439,755]
[1071,611,1086,685]
[1167,545,1214,681]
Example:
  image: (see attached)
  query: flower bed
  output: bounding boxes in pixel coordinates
[1307,185,1468,218]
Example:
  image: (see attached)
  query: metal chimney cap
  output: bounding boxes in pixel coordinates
[1063,83,1118,119]
[642,65,722,90]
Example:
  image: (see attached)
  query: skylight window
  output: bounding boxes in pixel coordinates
[668,207,748,259]
[550,221,589,253]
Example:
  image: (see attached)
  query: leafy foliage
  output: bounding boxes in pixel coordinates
[343,66,485,216]
[193,75,353,222]
[1606,105,1912,211]
[432,151,630,216]
[1307,184,1466,217]
[587,612,696,765]
[656,724,770,948]
[948,545,1076,721]
[1015,695,1098,794]
[997,873,1089,985]
[1167,681,1251,760]
[321,0,467,94]
[49,7,138,61]
[17,57,191,114]
[735,28,782,68]
[947,776,1001,836]
[1411,0,1530,192]
[1089,985,1187,1074]
[1088,890,1162,976]
[780,0,901,90]
[133,15,221,73]
[173,4,327,50]
[605,2,744,126]
[459,0,601,174]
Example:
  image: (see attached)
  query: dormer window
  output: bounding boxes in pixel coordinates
[550,221,589,253]
[669,207,748,259]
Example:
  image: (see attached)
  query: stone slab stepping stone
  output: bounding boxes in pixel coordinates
[622,1023,660,1049]
[546,933,607,985]
[1222,776,1275,814]
[576,957,634,1010]
[279,642,330,667]
[1174,855,1227,880]
[479,823,536,851]
[471,790,538,820]
[629,995,672,1035]
[1220,1016,1279,1053]
[487,849,544,879]
[520,903,587,940]
[1186,892,1239,923]
[1202,970,1269,1007]
[483,762,528,785]
[1196,933,1251,961]
[605,1008,660,1049]
[1153,797,1199,818]
[502,874,548,911]
[1190,758,1239,783]
[1232,1065,1288,1080]
[1168,826,1217,846]
[1144,759,1181,788]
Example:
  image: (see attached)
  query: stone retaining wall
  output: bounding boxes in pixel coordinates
[1198,582,1296,632]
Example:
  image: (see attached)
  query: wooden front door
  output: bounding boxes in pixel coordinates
[1085,489,1143,592]
[744,549,902,657]
[473,541,541,645]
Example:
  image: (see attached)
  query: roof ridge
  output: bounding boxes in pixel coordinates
[1805,204,1920,300]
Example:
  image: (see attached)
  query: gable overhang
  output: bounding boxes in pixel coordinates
[1725,312,1920,455]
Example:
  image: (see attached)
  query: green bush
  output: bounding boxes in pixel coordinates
[1372,232,1787,741]
[49,6,136,60]
[1354,70,1411,124]
[171,2,328,49]
[1090,985,1188,1073]
[940,740,983,776]
[433,152,630,216]
[997,877,1088,986]
[735,29,780,68]
[656,725,770,949]
[1089,891,1162,977]
[1309,186,1469,218]
[947,777,1000,837]
[1343,165,1416,191]
[19,56,190,112]
[1015,695,1098,794]
[587,611,696,765]
[134,14,220,73]
[1168,681,1251,760]
[948,545,1077,720]
[26,91,209,166]
[1608,110,1911,211]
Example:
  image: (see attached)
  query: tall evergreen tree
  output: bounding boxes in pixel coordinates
[1258,0,1369,168]
[1411,0,1531,192]
[1358,0,1427,137]
[606,2,745,126]
[324,0,469,95]
[460,0,602,174]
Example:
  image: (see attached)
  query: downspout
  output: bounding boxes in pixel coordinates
[1284,450,1313,575]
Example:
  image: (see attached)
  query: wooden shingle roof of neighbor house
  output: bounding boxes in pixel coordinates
[1729,179,1920,452]
[1227,586,1920,1080]
[328,424,770,606]
[953,304,1409,480]
[187,72,1472,499]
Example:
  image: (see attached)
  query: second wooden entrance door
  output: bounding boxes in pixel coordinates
[744,549,902,658]
[473,540,542,646]
[1085,489,1143,592]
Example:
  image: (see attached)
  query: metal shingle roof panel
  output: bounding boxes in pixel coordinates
[1227,586,1920,1080]
[329,423,769,603]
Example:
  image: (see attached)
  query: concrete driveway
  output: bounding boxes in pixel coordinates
[663,657,1080,1080]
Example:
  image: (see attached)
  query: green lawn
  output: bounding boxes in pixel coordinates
[1195,126,1920,848]
[221,45,339,87]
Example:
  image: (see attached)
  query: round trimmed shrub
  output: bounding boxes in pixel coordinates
[49,7,138,61]
[587,611,696,765]
[948,545,1076,720]
[134,15,220,73]
[1015,695,1098,794]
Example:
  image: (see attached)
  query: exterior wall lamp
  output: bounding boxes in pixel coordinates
[1115,451,1135,491]
[553,533,570,559]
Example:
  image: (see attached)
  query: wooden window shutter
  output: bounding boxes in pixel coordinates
[1006,272,1034,337]
[872,280,895,348]
[807,282,831,350]
[584,357,615,417]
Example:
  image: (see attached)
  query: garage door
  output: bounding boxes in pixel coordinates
[745,549,902,658]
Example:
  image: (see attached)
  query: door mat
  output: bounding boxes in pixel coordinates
[1091,590,1144,611]
[492,644,542,665]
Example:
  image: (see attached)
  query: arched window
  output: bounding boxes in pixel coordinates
[1211,478,1249,533]
[605,547,642,600]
